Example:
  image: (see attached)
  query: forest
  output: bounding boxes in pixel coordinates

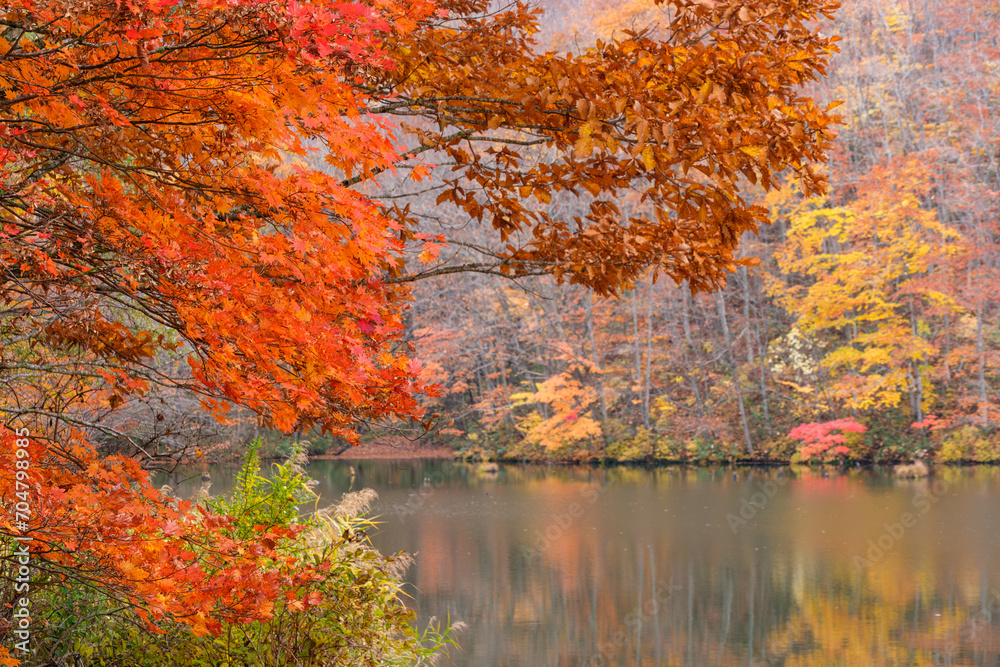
[406,0,1000,465]
[0,0,997,664]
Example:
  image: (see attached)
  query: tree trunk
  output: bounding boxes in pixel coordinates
[978,300,989,426]
[740,264,753,364]
[909,301,924,424]
[584,290,609,425]
[681,281,693,346]
[755,313,772,436]
[631,287,642,427]
[943,310,952,388]
[642,277,654,429]
[716,292,754,454]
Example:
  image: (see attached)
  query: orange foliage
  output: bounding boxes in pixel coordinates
[0,426,323,636]
[522,370,603,450]
[382,0,841,295]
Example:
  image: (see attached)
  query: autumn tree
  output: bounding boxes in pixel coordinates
[0,0,844,657]
[371,0,841,296]
[0,0,450,660]
[0,0,443,453]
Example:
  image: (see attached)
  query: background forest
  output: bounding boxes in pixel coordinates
[400,0,1000,464]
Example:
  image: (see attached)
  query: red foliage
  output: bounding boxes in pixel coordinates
[788,419,867,460]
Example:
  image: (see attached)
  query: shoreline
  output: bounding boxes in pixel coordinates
[308,441,457,460]
[303,442,992,467]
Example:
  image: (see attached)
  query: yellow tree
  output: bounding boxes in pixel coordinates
[772,158,961,421]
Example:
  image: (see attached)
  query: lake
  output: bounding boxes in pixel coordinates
[162,460,1000,666]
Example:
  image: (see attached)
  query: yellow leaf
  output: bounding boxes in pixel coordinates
[697,80,712,103]
[575,122,594,159]
[641,146,656,171]
[739,144,767,160]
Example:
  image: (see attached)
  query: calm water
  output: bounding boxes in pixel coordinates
[161,460,1000,666]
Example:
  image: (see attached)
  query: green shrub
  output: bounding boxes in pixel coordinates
[27,443,459,666]
[685,436,728,463]
[653,435,687,461]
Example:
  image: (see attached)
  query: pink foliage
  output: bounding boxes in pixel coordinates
[788,419,866,460]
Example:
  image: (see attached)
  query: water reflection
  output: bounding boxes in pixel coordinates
[158,461,1000,665]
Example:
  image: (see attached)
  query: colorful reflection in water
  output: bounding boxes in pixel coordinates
[167,461,1000,666]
